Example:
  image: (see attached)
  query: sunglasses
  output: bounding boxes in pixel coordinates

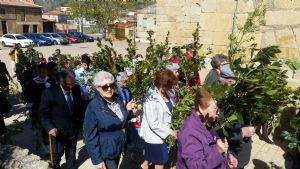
[98,83,116,91]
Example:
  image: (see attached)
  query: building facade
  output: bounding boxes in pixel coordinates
[42,10,78,32]
[155,0,300,58]
[136,4,156,42]
[0,0,43,35]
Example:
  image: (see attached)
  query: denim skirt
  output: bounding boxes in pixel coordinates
[144,142,168,165]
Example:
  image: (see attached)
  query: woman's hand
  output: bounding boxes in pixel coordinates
[216,138,228,155]
[132,104,143,115]
[95,162,106,169]
[170,130,177,139]
[126,99,136,112]
[228,153,238,168]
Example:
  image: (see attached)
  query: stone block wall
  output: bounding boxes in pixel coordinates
[155,0,300,58]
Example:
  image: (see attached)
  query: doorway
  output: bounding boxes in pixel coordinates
[33,25,37,33]
[1,21,7,34]
[23,25,29,33]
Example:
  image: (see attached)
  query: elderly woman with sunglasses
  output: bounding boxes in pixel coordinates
[84,71,135,169]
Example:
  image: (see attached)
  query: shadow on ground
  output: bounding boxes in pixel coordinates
[253,159,284,169]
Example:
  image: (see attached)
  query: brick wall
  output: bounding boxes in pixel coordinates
[155,0,300,58]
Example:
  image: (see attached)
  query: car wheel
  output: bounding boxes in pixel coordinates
[84,38,87,42]
[36,42,40,47]
[1,42,6,47]
[54,41,58,45]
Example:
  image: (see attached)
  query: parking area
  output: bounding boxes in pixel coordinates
[0,40,149,75]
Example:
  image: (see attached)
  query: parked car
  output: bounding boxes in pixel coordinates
[42,33,64,45]
[68,31,94,42]
[23,33,53,46]
[0,34,34,48]
[58,33,80,43]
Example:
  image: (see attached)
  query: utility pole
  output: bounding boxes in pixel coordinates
[229,0,239,61]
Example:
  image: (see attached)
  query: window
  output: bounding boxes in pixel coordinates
[0,8,5,15]
[143,17,147,30]
[20,9,25,21]
[7,35,16,39]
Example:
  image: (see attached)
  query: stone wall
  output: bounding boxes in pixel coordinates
[155,0,300,58]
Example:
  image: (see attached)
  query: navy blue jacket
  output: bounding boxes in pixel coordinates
[84,93,129,165]
[38,84,83,133]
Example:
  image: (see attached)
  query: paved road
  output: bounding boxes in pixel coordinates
[0,41,149,76]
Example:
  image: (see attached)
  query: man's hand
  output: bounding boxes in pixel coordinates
[242,126,255,138]
[95,162,106,169]
[48,128,58,137]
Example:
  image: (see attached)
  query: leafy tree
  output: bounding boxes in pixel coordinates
[69,0,132,36]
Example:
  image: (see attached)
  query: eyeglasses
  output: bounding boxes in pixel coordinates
[98,83,116,91]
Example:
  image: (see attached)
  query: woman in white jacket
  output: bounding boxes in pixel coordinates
[141,69,178,169]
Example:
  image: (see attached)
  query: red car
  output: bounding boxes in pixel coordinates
[58,33,80,43]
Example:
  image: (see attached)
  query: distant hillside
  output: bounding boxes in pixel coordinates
[34,0,68,12]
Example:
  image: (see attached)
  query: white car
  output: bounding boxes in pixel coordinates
[0,34,34,48]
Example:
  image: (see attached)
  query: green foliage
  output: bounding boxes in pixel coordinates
[228,3,266,62]
[281,87,300,153]
[126,31,171,101]
[222,46,291,125]
[69,0,133,29]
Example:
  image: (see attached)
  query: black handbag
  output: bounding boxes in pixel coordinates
[0,96,12,114]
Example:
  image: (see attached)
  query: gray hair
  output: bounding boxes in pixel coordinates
[211,54,227,69]
[93,71,115,87]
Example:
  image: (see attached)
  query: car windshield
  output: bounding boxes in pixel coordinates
[43,34,50,37]
[36,35,46,39]
[15,35,27,40]
[52,34,60,38]
[67,34,76,38]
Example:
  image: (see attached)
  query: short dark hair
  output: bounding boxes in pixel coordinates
[154,69,178,89]
[81,54,91,64]
[38,63,47,71]
[211,54,227,69]
[74,60,81,66]
[60,70,75,81]
[47,61,57,71]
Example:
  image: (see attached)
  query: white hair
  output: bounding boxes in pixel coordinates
[93,71,115,87]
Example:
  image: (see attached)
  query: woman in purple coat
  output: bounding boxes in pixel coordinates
[177,89,238,169]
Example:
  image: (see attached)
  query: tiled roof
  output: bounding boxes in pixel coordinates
[0,0,42,8]
[43,10,67,15]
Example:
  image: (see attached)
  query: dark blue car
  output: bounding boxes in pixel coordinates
[23,33,53,46]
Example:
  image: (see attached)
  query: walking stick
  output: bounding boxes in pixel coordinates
[49,134,54,167]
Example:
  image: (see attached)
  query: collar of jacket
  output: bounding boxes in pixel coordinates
[94,92,128,122]
[147,85,174,115]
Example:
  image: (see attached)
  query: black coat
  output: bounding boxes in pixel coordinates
[38,84,84,133]
[0,62,9,87]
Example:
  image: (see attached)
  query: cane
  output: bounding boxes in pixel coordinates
[49,134,54,167]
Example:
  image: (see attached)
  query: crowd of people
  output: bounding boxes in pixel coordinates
[0,45,275,169]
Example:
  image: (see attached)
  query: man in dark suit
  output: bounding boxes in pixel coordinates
[39,70,84,169]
